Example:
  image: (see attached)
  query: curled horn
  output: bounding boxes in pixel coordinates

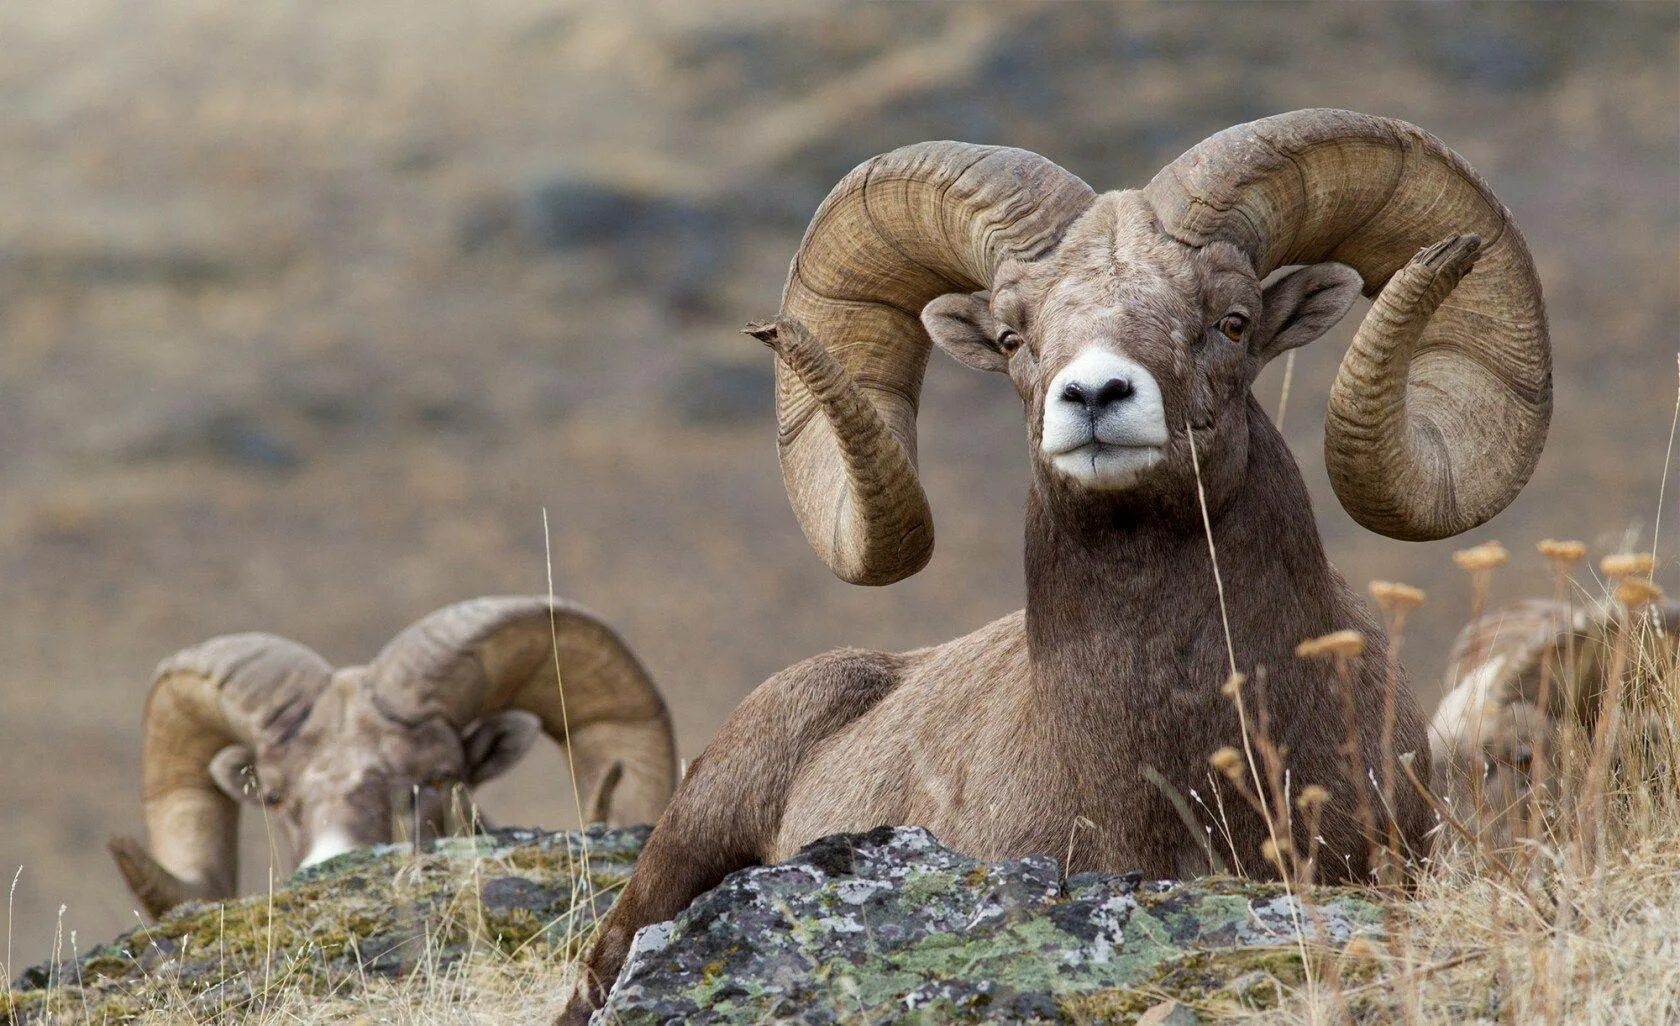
[109,635,332,918]
[365,596,677,826]
[1144,108,1550,540]
[771,141,1095,585]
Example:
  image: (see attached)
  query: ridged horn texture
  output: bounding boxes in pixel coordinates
[115,634,332,917]
[775,142,1095,584]
[366,596,677,826]
[1145,108,1550,540]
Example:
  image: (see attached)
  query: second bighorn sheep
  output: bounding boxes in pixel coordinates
[1431,597,1680,827]
[108,596,676,918]
[563,109,1550,1019]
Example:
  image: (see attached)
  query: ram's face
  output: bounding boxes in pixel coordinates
[207,671,541,869]
[922,192,1362,514]
[1014,200,1245,500]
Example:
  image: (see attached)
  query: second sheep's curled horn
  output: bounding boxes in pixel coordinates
[365,596,677,827]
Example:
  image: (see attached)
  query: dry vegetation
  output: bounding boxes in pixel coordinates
[13,928,577,1026]
[4,835,595,1024]
[1183,366,1680,1022]
[1244,544,1680,1024]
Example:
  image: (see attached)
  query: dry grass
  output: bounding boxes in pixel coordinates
[78,953,573,1026]
[1236,527,1680,1021]
[1257,561,1679,1024]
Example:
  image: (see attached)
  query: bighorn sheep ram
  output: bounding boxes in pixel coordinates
[563,109,1550,1020]
[108,596,676,918]
[1431,597,1680,825]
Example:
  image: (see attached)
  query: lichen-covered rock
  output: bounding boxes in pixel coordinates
[6,825,1385,1025]
[597,826,1384,1025]
[5,826,647,1024]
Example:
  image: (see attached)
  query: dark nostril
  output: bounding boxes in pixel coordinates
[1094,377,1135,407]
[1060,377,1135,410]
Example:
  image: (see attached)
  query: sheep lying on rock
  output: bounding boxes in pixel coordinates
[564,108,1551,1021]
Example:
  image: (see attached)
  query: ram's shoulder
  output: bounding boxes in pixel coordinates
[903,610,1029,684]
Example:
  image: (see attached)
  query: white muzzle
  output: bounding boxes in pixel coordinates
[299,827,359,869]
[1040,351,1168,489]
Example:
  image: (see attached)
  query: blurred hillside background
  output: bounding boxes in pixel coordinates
[1,1,1675,958]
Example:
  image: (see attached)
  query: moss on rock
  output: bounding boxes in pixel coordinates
[7,824,1390,1025]
[598,827,1387,1025]
[4,826,646,1024]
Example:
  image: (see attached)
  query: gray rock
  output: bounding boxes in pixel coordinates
[597,825,1384,1024]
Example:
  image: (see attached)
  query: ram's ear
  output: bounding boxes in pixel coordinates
[462,710,543,785]
[207,744,261,803]
[922,292,1009,373]
[1253,263,1363,365]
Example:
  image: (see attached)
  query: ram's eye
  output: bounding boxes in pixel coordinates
[1218,314,1248,341]
[997,328,1023,354]
[241,766,282,806]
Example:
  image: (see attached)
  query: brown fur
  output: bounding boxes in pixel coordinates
[561,193,1434,1020]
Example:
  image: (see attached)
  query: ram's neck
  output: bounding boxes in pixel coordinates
[1022,407,1352,736]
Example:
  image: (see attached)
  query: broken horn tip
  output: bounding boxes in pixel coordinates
[743,320,780,344]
